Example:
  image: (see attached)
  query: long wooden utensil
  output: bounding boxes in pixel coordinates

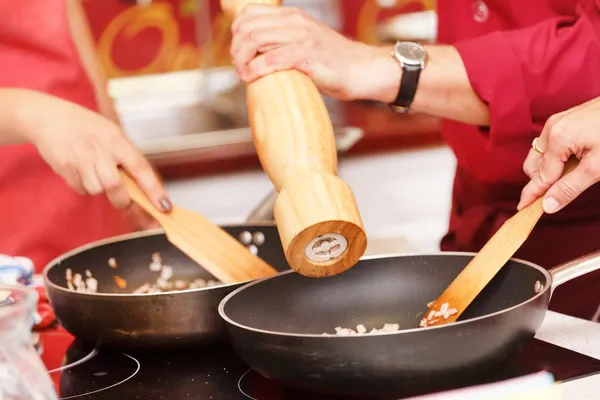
[421,158,579,328]
[221,0,367,278]
[119,171,278,284]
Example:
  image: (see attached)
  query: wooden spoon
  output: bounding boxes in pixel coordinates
[119,170,278,284]
[421,157,579,328]
[221,0,367,279]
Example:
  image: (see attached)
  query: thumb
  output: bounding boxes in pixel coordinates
[543,159,599,213]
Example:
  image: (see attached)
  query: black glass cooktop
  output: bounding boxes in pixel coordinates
[43,333,600,400]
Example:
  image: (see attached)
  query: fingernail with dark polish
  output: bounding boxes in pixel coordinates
[159,197,172,212]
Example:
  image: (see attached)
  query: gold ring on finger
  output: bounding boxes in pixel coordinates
[532,137,545,155]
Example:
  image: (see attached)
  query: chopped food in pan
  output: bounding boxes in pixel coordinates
[419,302,457,328]
[324,323,401,336]
[114,275,127,290]
[323,301,459,335]
[64,252,224,294]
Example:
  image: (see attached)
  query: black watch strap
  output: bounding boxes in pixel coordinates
[390,63,422,112]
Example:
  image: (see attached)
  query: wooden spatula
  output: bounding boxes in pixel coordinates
[421,158,579,328]
[119,170,278,284]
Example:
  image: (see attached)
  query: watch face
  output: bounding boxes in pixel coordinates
[395,42,427,66]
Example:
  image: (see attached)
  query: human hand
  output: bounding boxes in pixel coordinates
[230,4,399,102]
[18,90,171,214]
[518,98,600,213]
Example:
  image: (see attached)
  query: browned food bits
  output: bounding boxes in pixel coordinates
[67,251,224,294]
[114,276,127,289]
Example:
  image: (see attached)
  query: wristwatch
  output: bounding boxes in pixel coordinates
[389,41,427,113]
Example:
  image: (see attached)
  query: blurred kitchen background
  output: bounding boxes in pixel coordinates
[89,0,453,254]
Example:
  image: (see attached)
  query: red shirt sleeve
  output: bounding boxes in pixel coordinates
[454,0,600,146]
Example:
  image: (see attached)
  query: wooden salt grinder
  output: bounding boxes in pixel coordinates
[221,0,367,277]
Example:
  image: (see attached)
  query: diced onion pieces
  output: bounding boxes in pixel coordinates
[133,283,151,294]
[85,277,98,292]
[328,323,401,336]
[160,266,173,281]
[421,301,459,327]
[66,251,225,295]
[149,261,162,272]
[174,280,188,290]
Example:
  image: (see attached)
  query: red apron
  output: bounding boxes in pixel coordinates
[0,0,132,273]
[437,0,600,320]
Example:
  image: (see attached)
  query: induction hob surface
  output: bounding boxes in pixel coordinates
[39,330,600,400]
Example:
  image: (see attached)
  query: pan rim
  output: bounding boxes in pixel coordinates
[42,223,279,298]
[217,251,553,337]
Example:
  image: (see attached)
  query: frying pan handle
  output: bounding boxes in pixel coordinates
[549,250,600,289]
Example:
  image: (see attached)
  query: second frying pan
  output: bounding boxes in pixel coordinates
[43,224,289,349]
[219,250,600,396]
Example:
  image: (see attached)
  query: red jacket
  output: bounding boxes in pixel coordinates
[437,0,600,318]
[0,0,131,272]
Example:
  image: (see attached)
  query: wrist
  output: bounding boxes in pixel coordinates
[13,89,42,144]
[350,45,401,103]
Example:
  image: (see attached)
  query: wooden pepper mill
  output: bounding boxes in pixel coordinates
[221,0,367,278]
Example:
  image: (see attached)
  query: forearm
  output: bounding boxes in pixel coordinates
[369,44,490,126]
[66,0,120,124]
[0,89,35,146]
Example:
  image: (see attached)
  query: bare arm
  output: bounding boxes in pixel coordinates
[66,0,120,123]
[229,6,489,127]
[0,89,28,145]
[368,44,490,126]
[231,2,600,141]
[0,88,171,214]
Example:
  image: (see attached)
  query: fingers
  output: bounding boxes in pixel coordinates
[231,6,313,80]
[115,141,172,213]
[517,178,545,211]
[78,154,104,196]
[522,148,542,179]
[243,44,308,82]
[232,27,303,79]
[65,125,171,213]
[94,152,131,210]
[517,153,566,211]
[59,168,87,196]
[75,137,133,210]
[518,115,574,211]
[543,156,600,213]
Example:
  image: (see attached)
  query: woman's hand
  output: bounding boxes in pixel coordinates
[16,90,171,214]
[230,4,398,102]
[518,97,600,213]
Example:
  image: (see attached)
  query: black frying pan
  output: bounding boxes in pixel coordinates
[43,224,289,349]
[218,251,600,397]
